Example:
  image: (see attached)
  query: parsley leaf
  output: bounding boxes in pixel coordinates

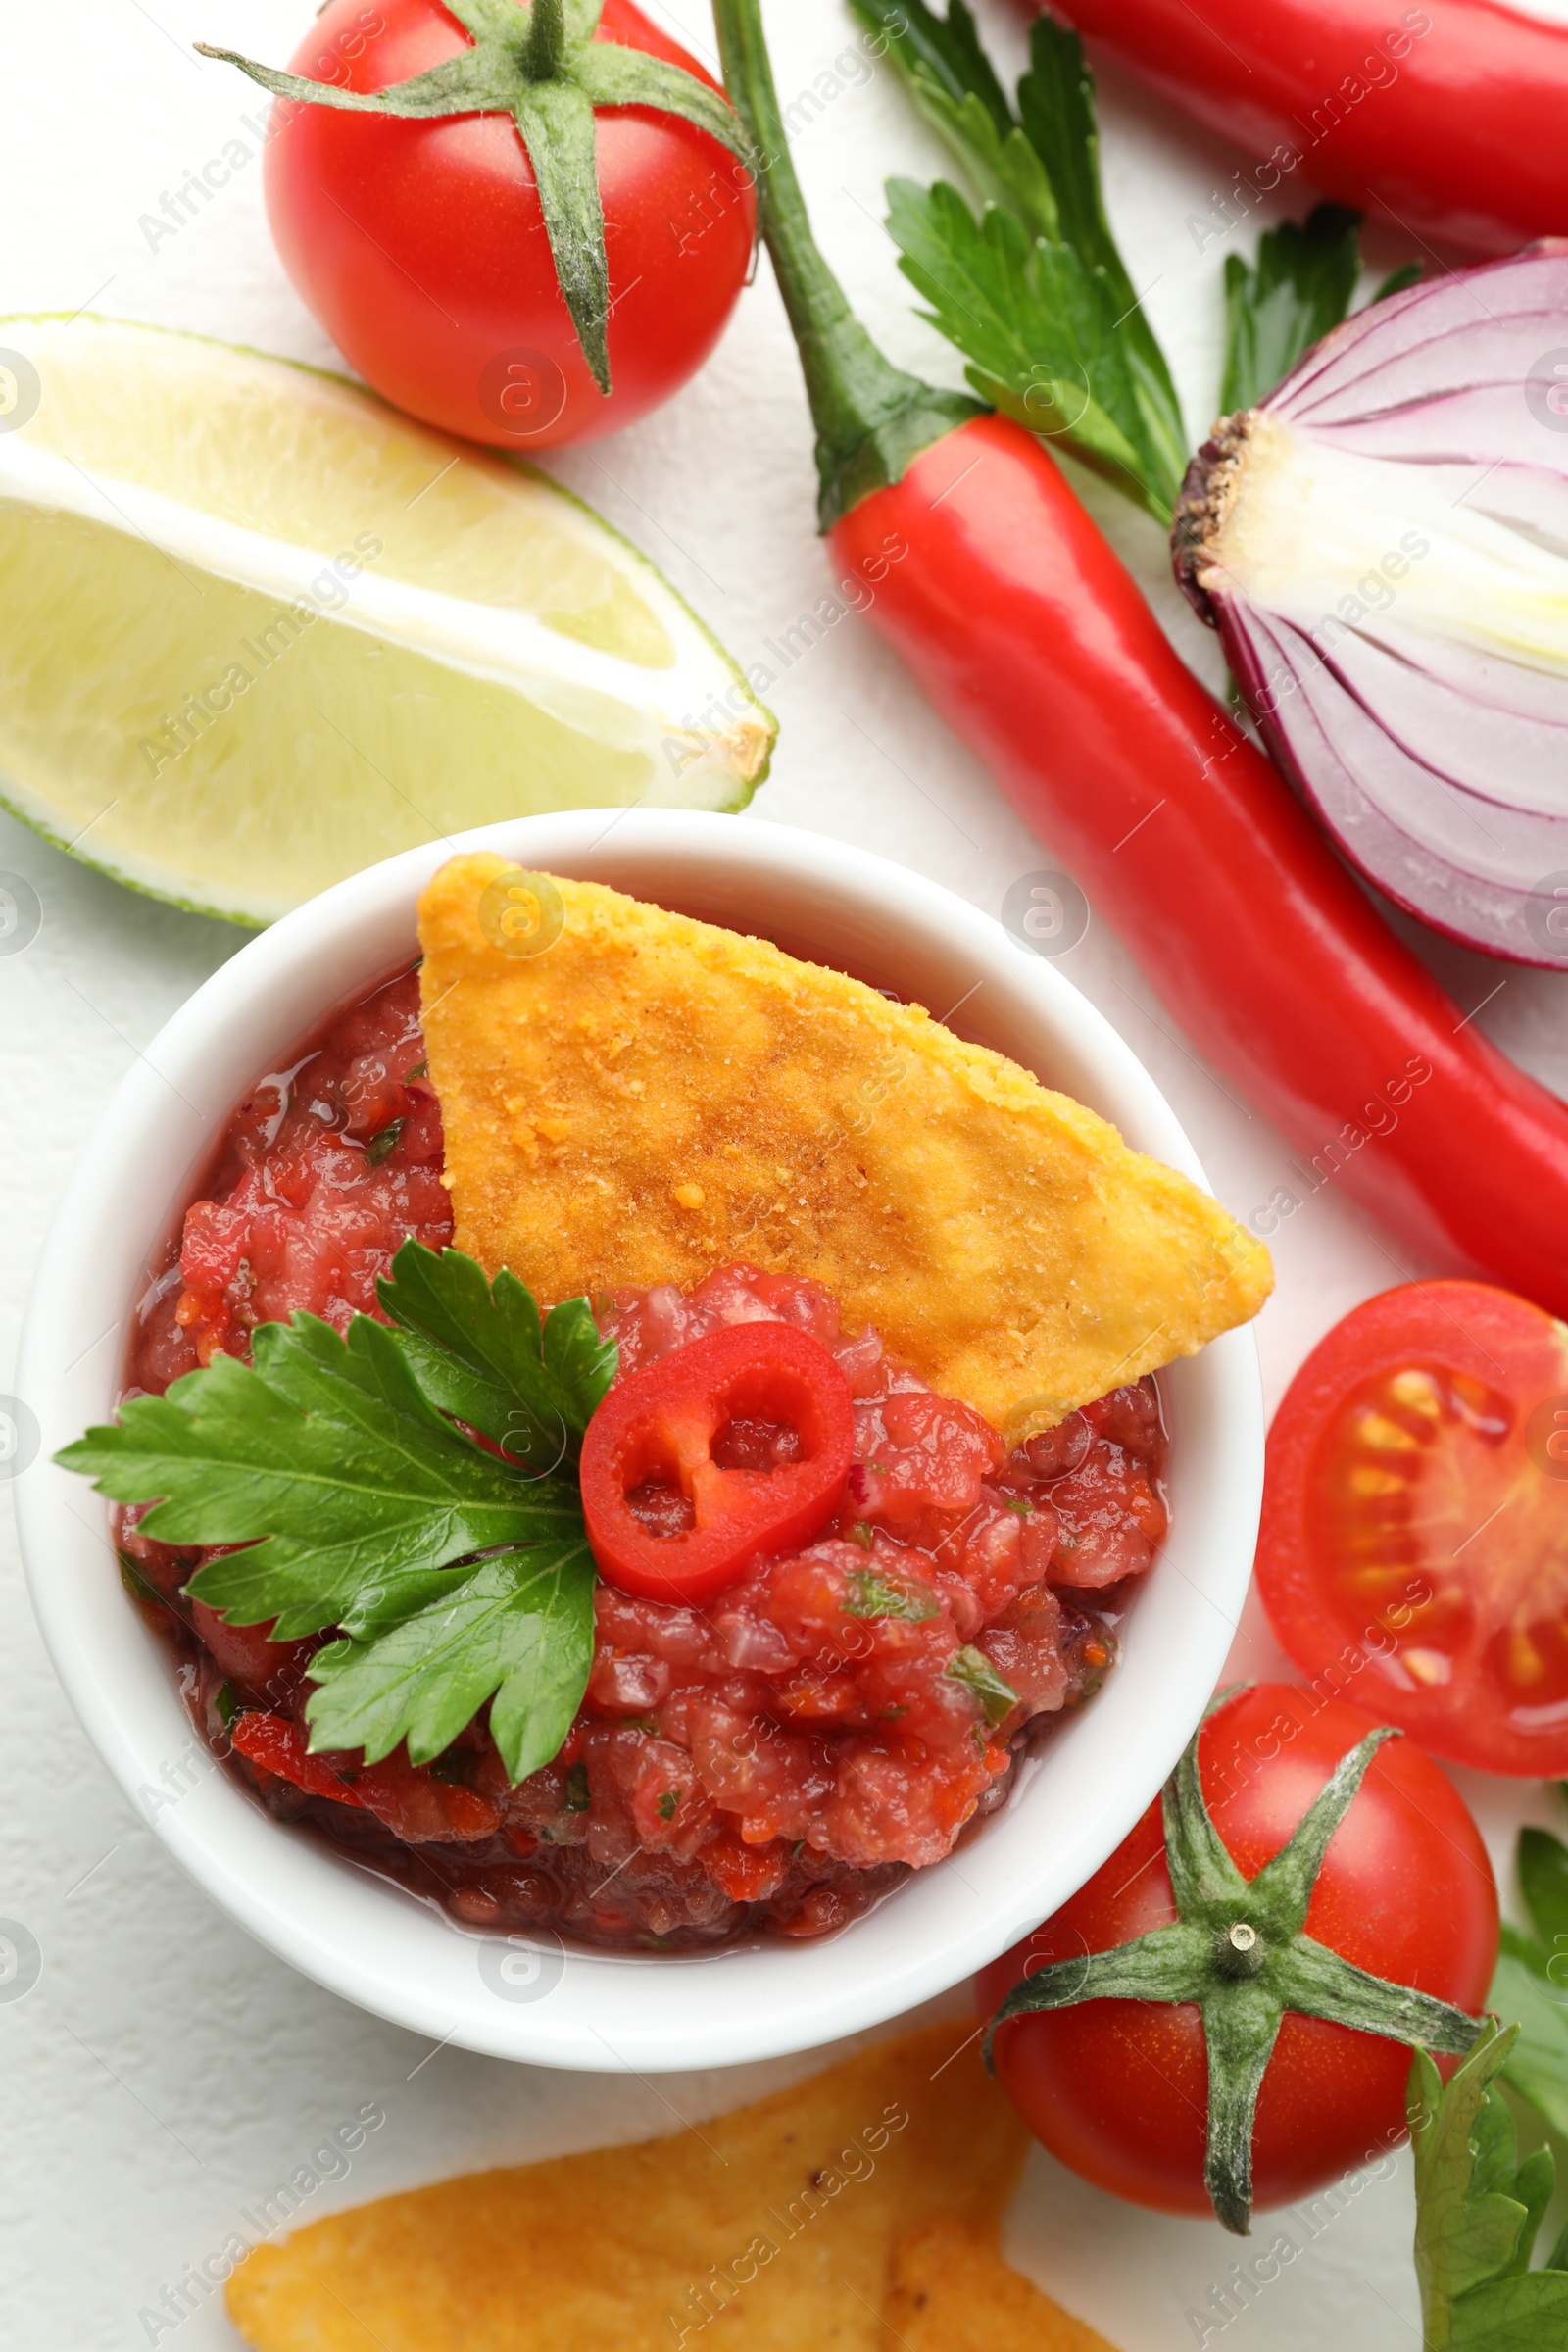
[59,1313,575,1641]
[1487,1820,1568,2142]
[855,0,1012,136]
[845,1566,939,1621]
[1219,207,1424,416]
[946,1643,1019,1725]
[1491,1933,1568,2144]
[856,2,1185,521]
[1410,2022,1568,2346]
[1520,1821,1568,1949]
[377,1238,615,1470]
[363,1118,405,1166]
[1220,202,1362,415]
[305,1544,595,1781]
[57,1251,612,1784]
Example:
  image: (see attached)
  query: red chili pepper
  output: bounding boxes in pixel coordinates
[712,0,1568,1318]
[230,1711,499,1840]
[231,1710,365,1805]
[1028,0,1568,256]
[579,1322,856,1603]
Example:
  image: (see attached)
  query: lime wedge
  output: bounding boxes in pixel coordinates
[0,317,775,925]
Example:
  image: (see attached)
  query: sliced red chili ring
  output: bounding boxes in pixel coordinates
[579,1321,857,1603]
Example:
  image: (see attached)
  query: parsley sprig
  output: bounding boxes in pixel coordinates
[1410,2023,1568,2346]
[852,2,1421,522]
[853,0,1186,522]
[1220,204,1419,413]
[57,1243,614,1785]
[1487,1806,1568,2142]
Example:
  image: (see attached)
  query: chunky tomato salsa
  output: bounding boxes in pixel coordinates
[120,970,1170,1950]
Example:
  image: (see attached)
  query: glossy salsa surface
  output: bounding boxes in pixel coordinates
[121,969,1171,1950]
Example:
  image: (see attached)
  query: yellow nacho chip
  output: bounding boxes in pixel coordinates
[417,855,1270,1429]
[226,2020,1028,2352]
[882,2215,1123,2351]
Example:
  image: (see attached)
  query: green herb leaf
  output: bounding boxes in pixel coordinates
[1373,261,1423,304]
[946,1642,1018,1725]
[1219,202,1363,416]
[860,2,1185,521]
[377,1241,615,1469]
[844,1566,939,1621]
[59,1291,598,1782]
[852,2,1056,240]
[1520,1825,1568,1955]
[885,182,1155,508]
[1484,1825,1568,2142]
[364,1118,405,1166]
[61,1313,578,1641]
[306,1543,595,1783]
[850,0,1012,137]
[1410,2022,1568,2346]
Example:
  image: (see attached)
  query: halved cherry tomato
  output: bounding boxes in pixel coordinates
[579,1322,856,1603]
[1256,1281,1568,1774]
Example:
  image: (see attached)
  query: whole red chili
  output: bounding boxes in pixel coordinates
[711,0,1568,1320]
[1027,0,1568,257]
[579,1321,857,1603]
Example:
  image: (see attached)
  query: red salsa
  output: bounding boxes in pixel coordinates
[121,970,1171,1950]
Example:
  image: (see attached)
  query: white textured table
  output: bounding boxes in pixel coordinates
[5,4,1568,2345]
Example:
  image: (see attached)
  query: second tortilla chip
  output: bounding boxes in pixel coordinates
[226,2019,1028,2352]
[417,856,1270,1430]
[882,2214,1123,2351]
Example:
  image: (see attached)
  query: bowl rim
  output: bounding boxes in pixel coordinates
[16,809,1262,2072]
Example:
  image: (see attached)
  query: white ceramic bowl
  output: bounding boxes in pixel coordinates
[18,811,1262,2071]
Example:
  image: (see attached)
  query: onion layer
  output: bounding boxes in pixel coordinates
[1173,246,1568,968]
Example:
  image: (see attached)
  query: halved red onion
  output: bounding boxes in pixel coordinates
[1172,246,1568,968]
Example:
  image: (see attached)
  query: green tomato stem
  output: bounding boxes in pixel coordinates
[524,0,566,81]
[985,1688,1487,2235]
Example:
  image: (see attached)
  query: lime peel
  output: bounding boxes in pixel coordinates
[0,316,774,926]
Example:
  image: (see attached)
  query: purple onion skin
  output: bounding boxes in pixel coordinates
[1173,245,1568,972]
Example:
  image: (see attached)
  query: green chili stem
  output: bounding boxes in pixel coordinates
[710,0,983,528]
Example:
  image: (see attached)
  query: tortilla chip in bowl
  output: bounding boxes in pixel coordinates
[418,856,1268,1435]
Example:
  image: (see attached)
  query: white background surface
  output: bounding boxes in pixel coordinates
[5,3,1568,2346]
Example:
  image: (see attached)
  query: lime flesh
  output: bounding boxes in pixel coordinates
[0,318,774,924]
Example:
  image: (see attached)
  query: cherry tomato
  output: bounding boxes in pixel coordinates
[262,0,756,448]
[978,1685,1497,2217]
[1256,1281,1568,1775]
[579,1322,856,1602]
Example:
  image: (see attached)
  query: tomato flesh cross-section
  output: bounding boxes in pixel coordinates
[579,1322,858,1602]
[1256,1280,1568,1774]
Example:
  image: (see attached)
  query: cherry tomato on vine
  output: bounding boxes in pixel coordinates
[253,0,756,449]
[1257,1281,1568,1775]
[579,1321,856,1602]
[978,1686,1496,2220]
